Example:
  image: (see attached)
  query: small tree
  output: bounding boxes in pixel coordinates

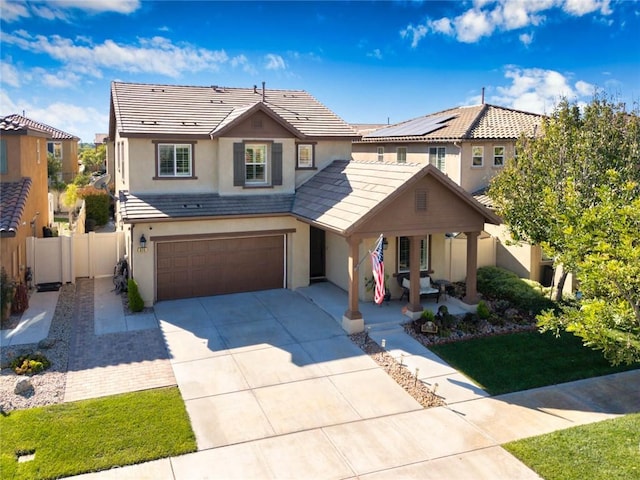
[79,144,106,173]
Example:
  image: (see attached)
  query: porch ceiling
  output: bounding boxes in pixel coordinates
[292,160,501,237]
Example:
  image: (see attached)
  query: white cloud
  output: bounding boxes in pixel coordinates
[1,31,229,78]
[35,68,82,88]
[367,48,383,60]
[489,66,596,114]
[0,0,30,22]
[519,32,534,45]
[400,23,428,48]
[265,54,286,70]
[0,0,141,22]
[231,54,257,75]
[401,0,614,46]
[0,61,21,87]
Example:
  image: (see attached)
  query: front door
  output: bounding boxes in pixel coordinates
[309,227,326,282]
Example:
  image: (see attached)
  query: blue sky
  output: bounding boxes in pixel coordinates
[1,0,639,143]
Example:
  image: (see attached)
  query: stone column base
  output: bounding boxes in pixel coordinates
[341,315,365,334]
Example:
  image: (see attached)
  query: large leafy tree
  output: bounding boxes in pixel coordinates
[79,144,106,173]
[489,95,640,299]
[538,174,640,365]
[489,95,640,365]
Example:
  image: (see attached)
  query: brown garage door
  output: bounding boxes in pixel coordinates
[156,235,284,301]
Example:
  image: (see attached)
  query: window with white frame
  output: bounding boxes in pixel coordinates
[47,141,62,159]
[472,146,484,167]
[377,146,384,162]
[158,144,192,177]
[245,143,268,184]
[396,147,407,163]
[297,144,314,169]
[397,236,429,272]
[493,146,505,166]
[429,147,446,171]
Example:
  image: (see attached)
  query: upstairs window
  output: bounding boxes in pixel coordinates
[429,147,445,171]
[396,147,407,164]
[493,146,505,166]
[377,146,384,162]
[245,143,268,184]
[47,141,62,159]
[233,142,282,188]
[472,146,484,167]
[297,144,315,169]
[157,143,193,177]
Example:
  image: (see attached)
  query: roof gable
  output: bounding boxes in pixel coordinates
[210,102,304,138]
[292,160,500,235]
[2,114,79,140]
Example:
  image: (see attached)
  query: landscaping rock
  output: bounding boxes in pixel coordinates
[14,377,33,395]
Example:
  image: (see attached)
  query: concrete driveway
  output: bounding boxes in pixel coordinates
[153,288,538,479]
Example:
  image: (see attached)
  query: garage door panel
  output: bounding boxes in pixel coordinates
[157,235,284,301]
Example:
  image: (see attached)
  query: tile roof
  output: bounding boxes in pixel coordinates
[110,82,359,139]
[2,114,79,140]
[471,186,495,209]
[0,178,32,237]
[357,104,542,143]
[292,160,500,234]
[118,192,295,222]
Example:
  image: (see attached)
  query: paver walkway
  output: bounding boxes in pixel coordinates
[64,278,176,402]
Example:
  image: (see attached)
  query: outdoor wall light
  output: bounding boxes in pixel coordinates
[382,237,389,250]
[138,233,147,252]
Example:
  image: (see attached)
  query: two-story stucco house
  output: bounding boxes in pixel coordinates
[4,114,80,184]
[108,82,500,333]
[352,104,552,286]
[0,116,51,283]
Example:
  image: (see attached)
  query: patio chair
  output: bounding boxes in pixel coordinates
[397,273,441,303]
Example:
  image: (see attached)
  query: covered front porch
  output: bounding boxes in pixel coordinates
[293,160,501,334]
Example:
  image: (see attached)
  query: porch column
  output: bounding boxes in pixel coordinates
[463,231,480,304]
[404,235,424,320]
[342,236,364,334]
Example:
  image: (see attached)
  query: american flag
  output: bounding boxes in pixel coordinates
[371,237,385,305]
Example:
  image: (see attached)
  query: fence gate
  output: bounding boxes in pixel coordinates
[27,231,125,285]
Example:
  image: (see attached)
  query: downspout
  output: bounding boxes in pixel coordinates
[130,224,134,279]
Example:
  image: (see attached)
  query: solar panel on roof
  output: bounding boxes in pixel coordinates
[364,114,456,138]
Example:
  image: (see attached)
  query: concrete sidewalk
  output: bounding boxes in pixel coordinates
[0,289,59,347]
[69,282,639,480]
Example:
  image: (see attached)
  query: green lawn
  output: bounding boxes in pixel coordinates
[0,387,196,480]
[429,331,639,395]
[504,413,640,480]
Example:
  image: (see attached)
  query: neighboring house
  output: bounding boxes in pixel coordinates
[4,114,80,183]
[0,116,50,283]
[108,82,500,333]
[352,104,553,286]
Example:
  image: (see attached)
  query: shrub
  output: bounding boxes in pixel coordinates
[477,266,556,315]
[80,187,110,226]
[127,279,144,312]
[420,309,435,322]
[476,300,490,320]
[11,353,50,375]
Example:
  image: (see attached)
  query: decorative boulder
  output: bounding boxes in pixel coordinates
[14,377,33,395]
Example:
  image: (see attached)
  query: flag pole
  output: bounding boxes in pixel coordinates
[354,234,384,271]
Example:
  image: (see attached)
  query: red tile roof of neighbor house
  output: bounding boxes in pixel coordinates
[0,177,32,238]
[109,81,360,139]
[2,114,79,140]
[357,104,543,143]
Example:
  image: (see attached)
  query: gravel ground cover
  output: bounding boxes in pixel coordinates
[0,284,75,412]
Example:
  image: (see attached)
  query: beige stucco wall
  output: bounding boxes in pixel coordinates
[458,141,516,192]
[295,140,353,187]
[129,215,305,305]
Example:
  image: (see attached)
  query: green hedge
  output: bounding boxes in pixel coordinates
[83,192,110,226]
[477,266,556,315]
[127,279,144,312]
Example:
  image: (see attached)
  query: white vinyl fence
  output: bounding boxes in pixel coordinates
[444,234,496,282]
[27,231,125,285]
